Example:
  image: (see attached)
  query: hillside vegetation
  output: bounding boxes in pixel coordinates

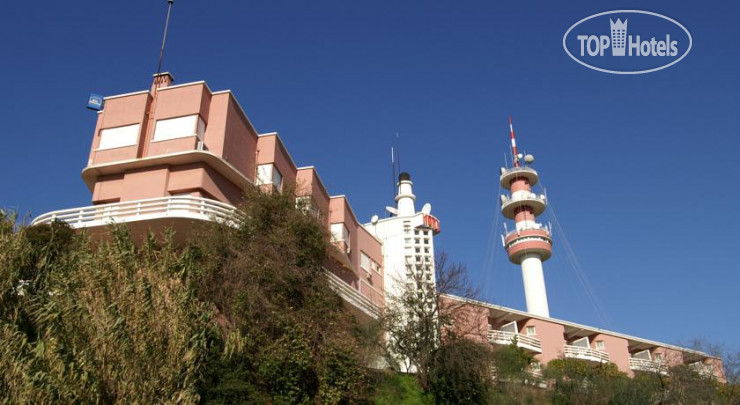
[1,187,737,404]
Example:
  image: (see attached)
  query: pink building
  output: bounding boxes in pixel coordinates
[33,72,388,323]
[32,73,724,381]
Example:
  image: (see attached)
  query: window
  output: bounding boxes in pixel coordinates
[595,341,605,350]
[98,124,140,150]
[296,196,320,218]
[330,223,349,243]
[360,252,371,271]
[256,164,283,192]
[653,353,663,362]
[531,361,542,371]
[153,115,205,141]
[526,326,536,336]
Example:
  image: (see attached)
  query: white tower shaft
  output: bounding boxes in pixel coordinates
[395,179,416,216]
[520,252,550,317]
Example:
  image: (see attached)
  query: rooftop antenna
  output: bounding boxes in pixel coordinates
[391,145,396,212]
[509,115,520,167]
[156,0,175,74]
[395,132,402,174]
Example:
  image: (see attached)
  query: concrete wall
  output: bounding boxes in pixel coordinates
[257,134,297,186]
[590,333,631,375]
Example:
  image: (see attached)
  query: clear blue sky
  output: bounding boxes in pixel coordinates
[1,1,738,350]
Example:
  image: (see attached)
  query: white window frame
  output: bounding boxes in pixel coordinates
[98,124,140,150]
[526,326,536,336]
[595,340,606,351]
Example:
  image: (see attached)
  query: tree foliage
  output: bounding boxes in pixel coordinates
[0,212,213,403]
[0,186,370,404]
[188,185,369,404]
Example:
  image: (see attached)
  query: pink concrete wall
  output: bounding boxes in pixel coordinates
[92,174,124,203]
[523,319,565,365]
[653,347,684,367]
[705,357,726,382]
[147,136,199,157]
[152,83,211,121]
[167,163,244,205]
[92,145,139,165]
[256,134,297,186]
[357,226,384,307]
[591,333,631,375]
[202,93,229,160]
[439,297,490,343]
[89,92,150,165]
[329,197,360,270]
[296,168,330,226]
[221,96,258,179]
[119,166,169,201]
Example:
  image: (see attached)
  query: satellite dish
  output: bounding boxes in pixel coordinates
[524,154,535,164]
[421,203,432,214]
[385,206,398,216]
[371,214,379,224]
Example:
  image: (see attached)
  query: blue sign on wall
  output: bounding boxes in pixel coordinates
[87,93,104,110]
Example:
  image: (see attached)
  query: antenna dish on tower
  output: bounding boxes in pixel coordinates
[421,203,432,214]
[385,206,399,216]
[371,215,379,224]
[524,154,535,164]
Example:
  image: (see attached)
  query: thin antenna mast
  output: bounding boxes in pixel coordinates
[391,146,396,207]
[395,132,402,174]
[509,115,520,167]
[156,0,175,74]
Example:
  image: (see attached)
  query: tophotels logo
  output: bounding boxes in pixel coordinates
[563,10,692,74]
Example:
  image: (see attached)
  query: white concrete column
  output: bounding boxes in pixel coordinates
[521,252,550,317]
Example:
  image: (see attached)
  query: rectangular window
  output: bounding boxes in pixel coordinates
[653,353,663,361]
[595,341,605,350]
[330,223,350,243]
[360,252,371,271]
[256,164,283,192]
[526,326,536,336]
[98,124,140,150]
[152,115,205,142]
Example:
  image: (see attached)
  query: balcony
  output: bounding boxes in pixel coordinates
[688,362,714,378]
[500,192,547,219]
[629,358,668,375]
[488,329,542,353]
[564,345,610,363]
[500,166,539,189]
[31,196,238,229]
[32,197,382,322]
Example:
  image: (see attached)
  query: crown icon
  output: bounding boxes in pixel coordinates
[610,18,628,56]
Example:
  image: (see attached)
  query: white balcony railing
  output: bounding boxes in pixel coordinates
[488,329,542,353]
[32,196,382,320]
[629,358,668,374]
[325,271,381,320]
[689,362,714,377]
[564,345,610,363]
[31,196,238,228]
